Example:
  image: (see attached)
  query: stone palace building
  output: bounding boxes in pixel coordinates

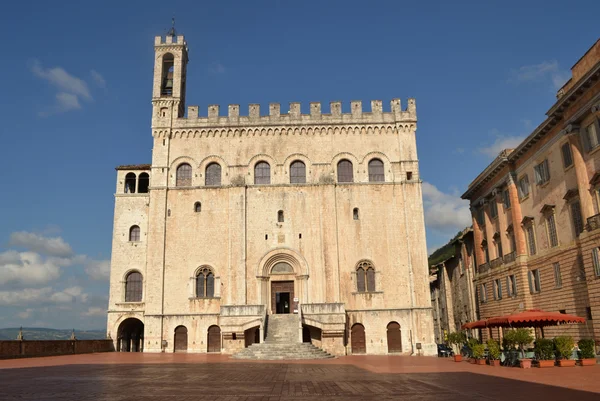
[106,33,435,357]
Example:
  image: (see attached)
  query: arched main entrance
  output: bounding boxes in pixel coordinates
[174,326,188,352]
[117,318,144,352]
[207,325,221,353]
[386,322,402,353]
[351,323,366,354]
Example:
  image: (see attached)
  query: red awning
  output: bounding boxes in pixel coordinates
[485,309,586,328]
[461,319,488,330]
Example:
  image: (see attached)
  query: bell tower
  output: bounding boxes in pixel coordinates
[152,23,188,122]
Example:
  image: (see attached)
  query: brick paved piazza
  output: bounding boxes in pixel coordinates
[1,354,599,400]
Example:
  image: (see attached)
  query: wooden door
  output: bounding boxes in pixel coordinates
[270,281,294,314]
[208,325,221,352]
[386,322,402,353]
[174,326,188,352]
[351,324,366,354]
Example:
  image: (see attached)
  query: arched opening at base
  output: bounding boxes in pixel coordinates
[174,325,188,352]
[117,318,144,352]
[351,323,366,354]
[386,321,402,353]
[244,326,260,348]
[207,325,221,353]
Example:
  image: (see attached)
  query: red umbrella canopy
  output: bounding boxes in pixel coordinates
[461,319,488,330]
[486,309,586,328]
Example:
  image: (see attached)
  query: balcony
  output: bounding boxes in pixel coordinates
[587,213,600,231]
[490,257,503,269]
[503,251,516,264]
[478,262,490,274]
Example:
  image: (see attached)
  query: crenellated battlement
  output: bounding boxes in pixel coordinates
[154,35,187,47]
[154,99,417,128]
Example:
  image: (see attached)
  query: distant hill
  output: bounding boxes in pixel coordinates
[0,327,106,341]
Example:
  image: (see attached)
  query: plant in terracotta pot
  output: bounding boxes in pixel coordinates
[471,343,486,365]
[576,339,596,366]
[487,339,501,366]
[554,336,576,367]
[448,331,466,362]
[534,338,555,368]
[467,338,480,363]
[511,329,534,368]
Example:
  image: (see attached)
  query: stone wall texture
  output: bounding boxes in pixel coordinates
[0,340,114,359]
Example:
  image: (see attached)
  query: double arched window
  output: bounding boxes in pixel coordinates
[337,160,353,183]
[205,163,221,186]
[129,225,140,242]
[368,159,384,182]
[176,163,192,186]
[356,261,376,292]
[125,271,143,302]
[254,162,271,185]
[290,160,306,184]
[196,267,215,298]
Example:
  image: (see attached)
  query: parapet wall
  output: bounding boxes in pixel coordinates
[153,99,417,129]
[0,340,114,359]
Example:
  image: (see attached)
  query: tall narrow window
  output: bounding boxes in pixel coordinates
[290,160,306,184]
[125,272,143,302]
[493,279,502,300]
[526,225,536,256]
[534,159,550,185]
[254,161,271,185]
[138,173,149,193]
[176,163,192,186]
[356,267,365,292]
[124,173,136,193]
[356,261,375,292]
[593,247,600,277]
[480,283,487,303]
[368,159,384,182]
[561,143,573,168]
[353,208,359,220]
[528,269,541,293]
[553,262,562,288]
[547,214,558,248]
[518,175,530,199]
[129,225,140,242]
[277,210,284,223]
[583,122,599,152]
[476,207,485,227]
[161,53,174,96]
[337,160,353,183]
[502,189,511,209]
[196,267,215,298]
[507,275,517,297]
[205,163,222,186]
[571,200,583,236]
[194,202,201,213]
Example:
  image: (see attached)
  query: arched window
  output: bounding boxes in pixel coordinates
[138,173,149,193]
[290,160,306,184]
[353,208,359,220]
[124,173,136,193]
[176,163,192,186]
[337,160,353,183]
[125,271,143,302]
[194,202,201,213]
[161,53,174,96]
[356,261,376,292]
[254,161,271,185]
[205,163,221,186]
[278,210,284,223]
[196,267,215,298]
[368,159,385,182]
[129,225,140,242]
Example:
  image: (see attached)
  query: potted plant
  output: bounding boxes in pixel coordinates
[471,343,486,365]
[467,338,480,363]
[554,336,576,367]
[577,339,597,366]
[511,328,534,368]
[487,338,501,366]
[448,331,466,362]
[534,338,555,368]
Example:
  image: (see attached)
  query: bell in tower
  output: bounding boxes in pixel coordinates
[161,54,174,96]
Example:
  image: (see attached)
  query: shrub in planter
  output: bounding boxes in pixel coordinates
[487,339,501,366]
[577,339,596,366]
[471,343,486,365]
[448,331,466,362]
[506,329,534,368]
[534,338,555,368]
[554,336,576,367]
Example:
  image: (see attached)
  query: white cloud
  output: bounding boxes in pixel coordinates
[82,307,105,317]
[209,62,226,74]
[90,70,106,88]
[0,251,62,287]
[85,259,110,281]
[31,59,92,100]
[9,231,74,257]
[0,287,53,306]
[50,286,88,304]
[422,182,472,234]
[17,308,34,319]
[509,60,570,90]
[478,135,525,158]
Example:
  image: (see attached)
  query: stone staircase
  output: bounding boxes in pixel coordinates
[232,314,334,360]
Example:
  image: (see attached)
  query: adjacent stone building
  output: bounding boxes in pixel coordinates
[106,33,435,356]
[462,39,600,342]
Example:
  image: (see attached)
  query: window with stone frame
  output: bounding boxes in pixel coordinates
[528,269,541,294]
[518,175,530,199]
[337,159,354,183]
[290,160,306,184]
[561,142,573,169]
[525,223,536,256]
[534,159,550,185]
[368,158,385,182]
[570,200,584,236]
[502,189,511,209]
[490,200,498,219]
[129,225,140,242]
[507,275,517,297]
[196,267,215,298]
[546,212,559,248]
[356,261,376,292]
[583,120,600,152]
[493,233,503,258]
[176,163,192,186]
[493,279,502,300]
[125,271,143,302]
[593,247,600,277]
[553,262,562,288]
[205,163,222,186]
[480,283,488,303]
[254,161,271,185]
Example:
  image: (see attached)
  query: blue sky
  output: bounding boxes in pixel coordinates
[0,0,598,330]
